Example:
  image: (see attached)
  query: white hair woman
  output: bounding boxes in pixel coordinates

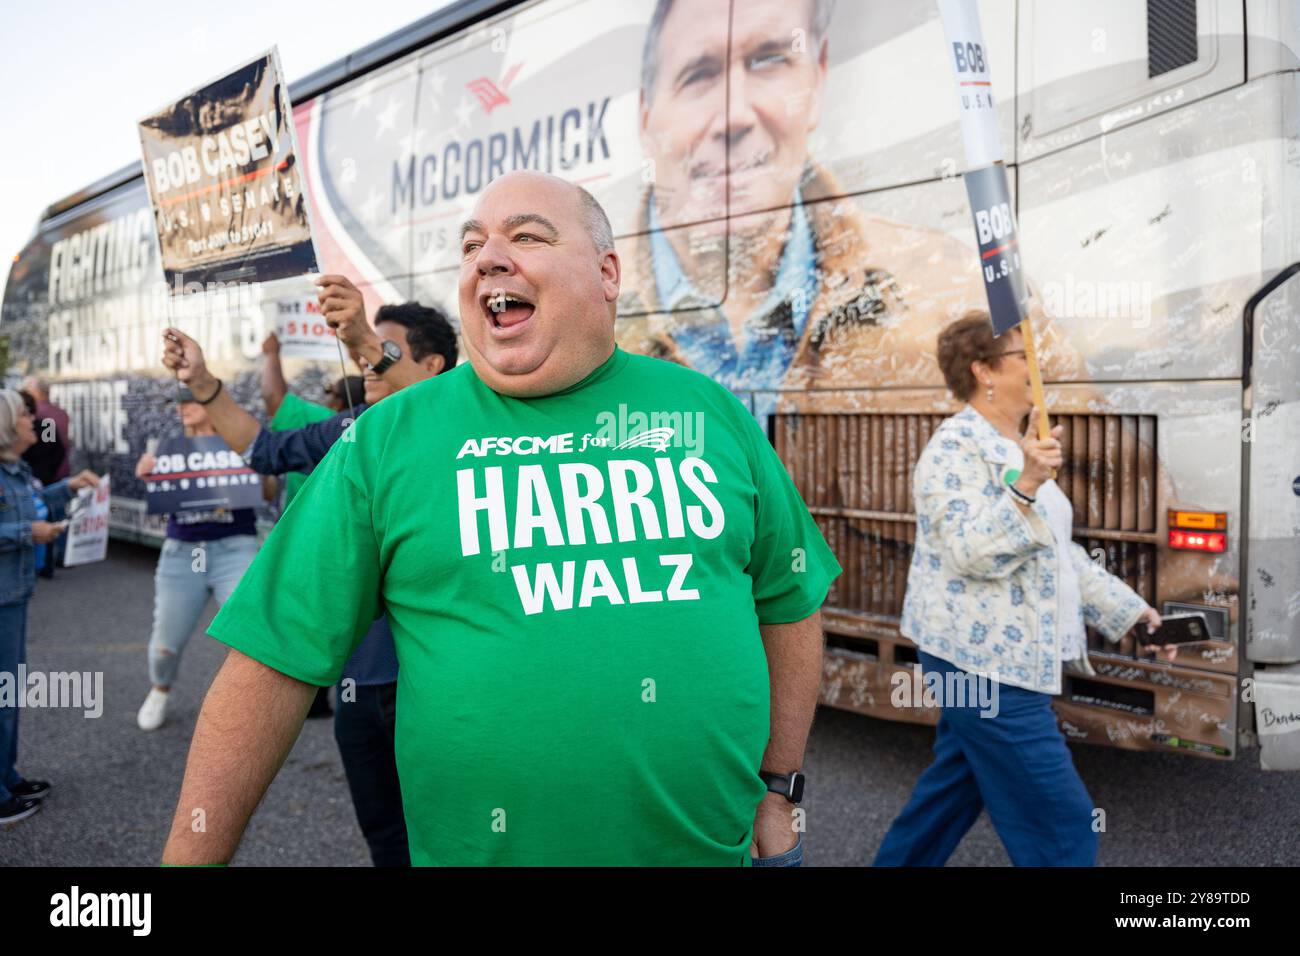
[0,389,99,824]
[874,313,1177,867]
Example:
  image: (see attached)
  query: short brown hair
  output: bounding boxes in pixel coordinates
[936,311,1006,401]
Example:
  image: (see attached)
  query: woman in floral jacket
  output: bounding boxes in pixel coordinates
[875,313,1175,867]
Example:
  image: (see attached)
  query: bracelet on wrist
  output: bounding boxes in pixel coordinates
[196,378,223,405]
[1007,482,1036,506]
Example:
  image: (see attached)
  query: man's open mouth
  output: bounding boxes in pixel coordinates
[482,290,536,330]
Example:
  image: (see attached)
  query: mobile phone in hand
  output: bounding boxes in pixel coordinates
[1138,612,1212,646]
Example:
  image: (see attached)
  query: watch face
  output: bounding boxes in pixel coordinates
[789,772,805,803]
[382,340,402,362]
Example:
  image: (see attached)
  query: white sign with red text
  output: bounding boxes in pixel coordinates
[64,475,111,567]
[273,295,340,361]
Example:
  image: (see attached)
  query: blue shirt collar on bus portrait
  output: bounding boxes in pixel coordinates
[646,189,818,410]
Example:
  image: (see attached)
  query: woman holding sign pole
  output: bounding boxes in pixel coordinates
[134,387,276,732]
[0,389,100,824]
[873,313,1178,866]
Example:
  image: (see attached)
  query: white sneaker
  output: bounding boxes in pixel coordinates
[137,688,170,731]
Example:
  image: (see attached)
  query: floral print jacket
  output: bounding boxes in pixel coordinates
[899,405,1148,695]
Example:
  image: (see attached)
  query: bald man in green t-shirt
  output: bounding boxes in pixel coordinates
[162,171,840,866]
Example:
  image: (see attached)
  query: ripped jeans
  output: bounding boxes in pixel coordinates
[149,535,259,688]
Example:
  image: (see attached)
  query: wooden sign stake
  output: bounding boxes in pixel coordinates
[1019,313,1055,479]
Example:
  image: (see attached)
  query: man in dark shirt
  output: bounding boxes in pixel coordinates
[260,334,365,720]
[168,276,447,476]
[18,391,67,488]
[161,275,457,866]
[20,379,72,576]
[20,377,71,482]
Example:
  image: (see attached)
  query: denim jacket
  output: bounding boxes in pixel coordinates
[0,457,72,606]
[898,406,1147,695]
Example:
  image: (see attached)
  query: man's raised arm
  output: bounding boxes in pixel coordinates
[243,406,359,476]
[161,649,317,864]
[260,332,288,418]
[317,274,427,393]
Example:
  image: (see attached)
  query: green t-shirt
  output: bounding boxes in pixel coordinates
[209,348,840,865]
[268,392,335,508]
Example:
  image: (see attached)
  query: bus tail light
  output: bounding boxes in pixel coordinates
[1168,510,1227,531]
[1168,511,1228,553]
[1168,529,1226,553]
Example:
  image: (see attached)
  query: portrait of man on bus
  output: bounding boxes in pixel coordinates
[612,0,1227,661]
[616,0,1084,415]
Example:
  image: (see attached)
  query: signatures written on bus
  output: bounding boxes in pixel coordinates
[1091,661,1221,696]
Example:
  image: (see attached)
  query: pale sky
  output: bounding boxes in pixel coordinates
[0,0,454,295]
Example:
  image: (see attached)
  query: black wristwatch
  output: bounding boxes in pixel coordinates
[370,339,403,375]
[759,770,805,804]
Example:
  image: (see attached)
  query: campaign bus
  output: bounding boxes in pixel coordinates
[4,0,1298,762]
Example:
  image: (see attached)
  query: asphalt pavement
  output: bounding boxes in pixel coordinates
[3,541,1297,866]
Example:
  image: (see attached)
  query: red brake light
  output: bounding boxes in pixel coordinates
[1168,530,1226,553]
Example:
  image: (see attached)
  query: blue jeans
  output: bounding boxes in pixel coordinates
[149,536,259,687]
[874,651,1098,867]
[0,601,30,803]
[752,832,804,867]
